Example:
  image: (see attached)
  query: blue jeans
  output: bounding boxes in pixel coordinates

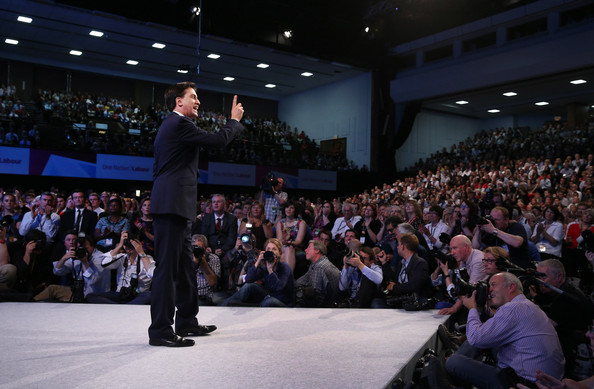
[222,283,287,307]
[446,341,504,389]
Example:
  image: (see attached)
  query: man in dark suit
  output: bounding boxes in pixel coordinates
[385,232,433,298]
[148,82,244,347]
[58,190,97,240]
[201,194,237,258]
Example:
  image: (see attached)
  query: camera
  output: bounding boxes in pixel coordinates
[449,273,489,307]
[120,275,139,302]
[579,230,594,252]
[438,232,451,246]
[473,215,492,226]
[193,245,205,260]
[75,246,87,259]
[432,249,457,269]
[123,238,133,250]
[240,233,251,244]
[263,250,276,263]
[0,214,13,228]
[261,172,279,194]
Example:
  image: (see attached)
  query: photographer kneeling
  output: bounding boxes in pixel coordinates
[222,238,294,307]
[86,231,155,305]
[338,246,383,308]
[191,234,220,306]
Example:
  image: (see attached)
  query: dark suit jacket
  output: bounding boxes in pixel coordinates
[390,253,433,298]
[201,212,237,252]
[59,208,97,239]
[150,113,243,220]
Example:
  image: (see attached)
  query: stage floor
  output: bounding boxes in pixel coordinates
[0,303,448,389]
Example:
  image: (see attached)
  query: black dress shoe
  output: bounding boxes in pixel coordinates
[176,324,217,337]
[149,334,195,347]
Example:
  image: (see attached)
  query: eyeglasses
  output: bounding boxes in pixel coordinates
[459,205,469,209]
[482,259,497,264]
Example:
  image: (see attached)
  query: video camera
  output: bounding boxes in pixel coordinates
[432,249,457,270]
[579,230,594,252]
[0,214,13,228]
[261,172,279,194]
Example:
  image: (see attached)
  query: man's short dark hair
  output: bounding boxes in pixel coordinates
[164,81,196,111]
[71,189,86,198]
[399,233,419,252]
[385,216,403,228]
[344,229,359,239]
[429,205,443,219]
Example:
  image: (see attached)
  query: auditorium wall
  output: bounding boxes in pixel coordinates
[278,72,372,169]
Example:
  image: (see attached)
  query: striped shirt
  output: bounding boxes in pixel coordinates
[466,294,565,382]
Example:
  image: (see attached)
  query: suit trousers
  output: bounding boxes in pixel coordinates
[148,214,198,339]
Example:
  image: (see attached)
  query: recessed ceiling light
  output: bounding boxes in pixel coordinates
[502,92,517,97]
[5,39,19,45]
[17,16,32,23]
[152,43,166,49]
[69,50,82,56]
[89,30,104,37]
[570,79,587,85]
[535,101,549,106]
[364,26,370,33]
[177,69,188,74]
[126,60,139,65]
[488,109,500,113]
[283,30,293,39]
[223,77,235,81]
[301,72,313,77]
[265,84,276,88]
[207,54,220,59]
[456,100,469,105]
[257,63,269,69]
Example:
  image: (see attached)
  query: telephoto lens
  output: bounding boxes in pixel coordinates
[263,250,276,263]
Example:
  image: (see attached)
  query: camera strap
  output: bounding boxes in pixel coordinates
[122,256,141,287]
[71,259,83,280]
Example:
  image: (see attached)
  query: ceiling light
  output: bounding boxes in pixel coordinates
[283,30,293,39]
[17,16,32,23]
[191,6,201,16]
[502,92,517,97]
[5,39,19,45]
[488,109,500,113]
[126,60,139,65]
[207,54,220,59]
[301,72,313,77]
[152,43,166,49]
[364,27,370,33]
[177,69,188,74]
[223,77,235,81]
[456,100,469,105]
[257,63,269,69]
[535,101,549,106]
[570,79,587,85]
[265,84,276,88]
[69,50,82,56]
[89,30,104,37]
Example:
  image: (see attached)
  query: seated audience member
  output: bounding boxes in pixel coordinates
[331,202,361,242]
[237,201,273,251]
[529,259,594,379]
[418,205,449,252]
[530,206,564,259]
[565,207,593,249]
[8,229,54,294]
[1,193,23,245]
[482,246,513,276]
[383,232,433,300]
[434,235,488,316]
[34,234,110,302]
[295,240,341,307]
[312,201,337,239]
[19,192,60,244]
[58,190,97,240]
[222,238,294,307]
[403,199,423,231]
[94,197,130,252]
[130,197,154,257]
[338,246,383,307]
[475,206,532,269]
[191,234,220,306]
[354,204,382,247]
[318,229,343,270]
[0,227,17,290]
[88,192,104,217]
[448,200,479,240]
[276,201,307,271]
[201,194,237,258]
[86,231,154,305]
[446,272,565,388]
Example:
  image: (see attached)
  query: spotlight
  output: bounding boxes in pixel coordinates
[283,30,293,39]
[364,26,370,33]
[191,6,201,16]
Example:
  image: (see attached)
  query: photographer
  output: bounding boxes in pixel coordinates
[222,238,294,307]
[529,259,594,379]
[34,232,109,302]
[8,229,54,295]
[191,234,220,306]
[86,231,155,305]
[338,246,383,308]
[0,226,17,290]
[258,175,287,224]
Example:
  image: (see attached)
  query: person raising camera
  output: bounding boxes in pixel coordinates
[222,238,294,307]
[86,231,155,305]
[338,246,383,308]
[191,234,220,306]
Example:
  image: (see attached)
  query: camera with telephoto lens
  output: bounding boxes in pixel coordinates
[0,214,13,228]
[74,236,87,259]
[240,233,251,244]
[120,275,139,302]
[449,268,489,306]
[263,250,276,263]
[473,215,492,226]
[432,249,457,269]
[123,238,133,250]
[193,245,205,261]
[439,232,451,246]
[261,172,279,194]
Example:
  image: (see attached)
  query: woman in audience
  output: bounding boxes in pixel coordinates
[238,201,273,251]
[354,204,381,247]
[276,201,306,271]
[130,197,154,257]
[312,200,336,239]
[566,208,594,250]
[531,206,565,259]
[404,199,423,230]
[94,197,130,252]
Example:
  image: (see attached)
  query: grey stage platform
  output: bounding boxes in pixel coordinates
[0,303,448,389]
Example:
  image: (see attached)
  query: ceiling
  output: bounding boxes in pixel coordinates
[1,0,593,119]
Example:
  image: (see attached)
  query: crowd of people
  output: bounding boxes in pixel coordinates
[0,85,357,171]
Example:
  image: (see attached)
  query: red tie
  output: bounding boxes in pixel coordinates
[215,217,222,232]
